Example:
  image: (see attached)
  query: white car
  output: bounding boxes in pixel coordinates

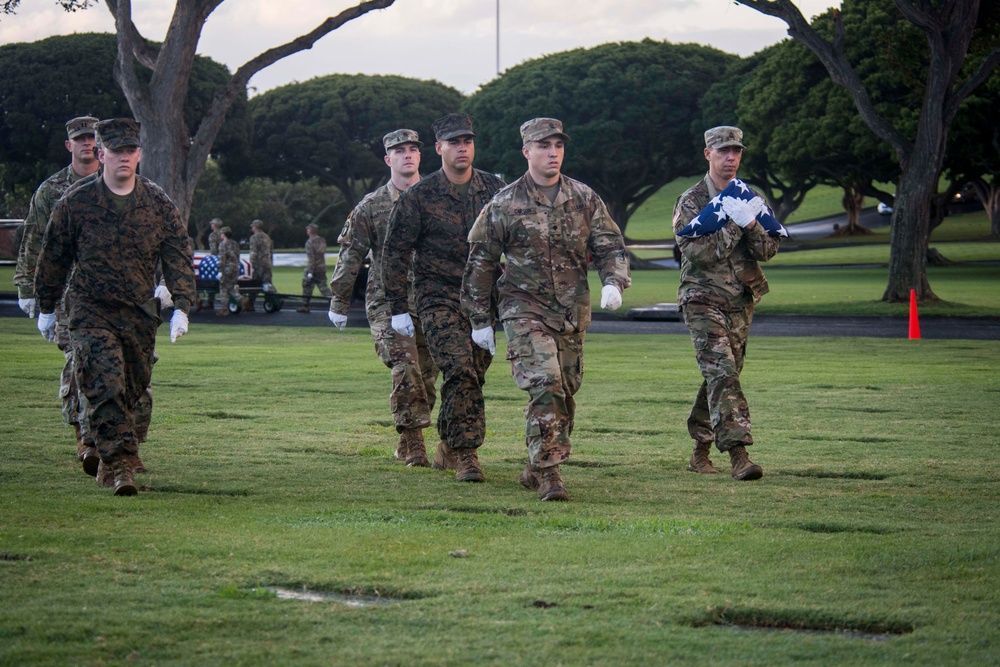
[877,201,893,215]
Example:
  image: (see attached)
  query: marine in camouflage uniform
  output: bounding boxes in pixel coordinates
[246,219,273,311]
[673,126,780,481]
[216,226,241,316]
[382,113,505,482]
[328,129,439,466]
[34,118,196,496]
[299,223,332,311]
[13,116,114,475]
[463,118,630,501]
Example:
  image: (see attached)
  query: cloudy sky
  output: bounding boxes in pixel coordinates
[0,0,836,96]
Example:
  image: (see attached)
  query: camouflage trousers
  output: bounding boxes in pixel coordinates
[503,318,583,468]
[248,262,273,304]
[419,302,492,450]
[682,302,754,452]
[219,268,240,309]
[56,302,153,447]
[70,313,158,462]
[301,270,331,303]
[370,308,439,432]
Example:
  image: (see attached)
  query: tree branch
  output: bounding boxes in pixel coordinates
[103,0,158,68]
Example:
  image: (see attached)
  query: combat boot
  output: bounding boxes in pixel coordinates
[518,462,541,491]
[75,424,100,477]
[454,448,484,483]
[729,445,763,481]
[96,458,138,495]
[242,296,255,312]
[402,429,429,468]
[296,303,310,313]
[432,440,458,471]
[215,308,230,317]
[687,441,719,474]
[537,465,568,501]
[394,432,409,462]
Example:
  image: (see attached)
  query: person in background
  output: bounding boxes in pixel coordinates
[245,219,274,312]
[216,225,241,317]
[298,223,332,313]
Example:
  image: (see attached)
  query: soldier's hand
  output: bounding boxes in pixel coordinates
[472,326,495,355]
[600,285,622,311]
[721,196,759,228]
[169,310,189,343]
[328,311,348,331]
[391,313,415,337]
[37,312,57,342]
[154,284,173,309]
[18,297,36,318]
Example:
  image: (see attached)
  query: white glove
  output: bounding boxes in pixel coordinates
[169,310,189,343]
[18,297,36,318]
[721,196,760,228]
[37,312,57,342]
[305,272,313,280]
[600,284,622,311]
[471,326,495,355]
[154,284,173,309]
[391,313,414,337]
[328,311,348,330]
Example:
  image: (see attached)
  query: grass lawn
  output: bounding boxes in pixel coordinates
[1,320,998,665]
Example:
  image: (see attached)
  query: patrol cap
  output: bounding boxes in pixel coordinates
[383,129,423,151]
[219,226,232,235]
[520,117,570,145]
[306,223,319,232]
[432,113,475,141]
[704,125,745,150]
[65,116,98,140]
[96,118,141,150]
[210,218,223,227]
[250,219,265,230]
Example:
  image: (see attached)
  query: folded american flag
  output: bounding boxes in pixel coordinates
[676,179,788,239]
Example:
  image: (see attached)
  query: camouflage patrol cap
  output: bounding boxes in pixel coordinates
[219,226,232,235]
[306,223,319,232]
[704,126,745,150]
[96,118,141,150]
[520,117,570,145]
[383,129,423,151]
[65,116,98,140]
[250,219,265,230]
[432,113,475,141]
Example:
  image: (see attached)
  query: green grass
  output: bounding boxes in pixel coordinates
[1,320,998,665]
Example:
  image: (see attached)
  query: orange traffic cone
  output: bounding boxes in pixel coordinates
[908,289,921,339]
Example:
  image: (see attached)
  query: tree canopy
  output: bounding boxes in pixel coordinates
[464,39,737,237]
[246,74,464,209]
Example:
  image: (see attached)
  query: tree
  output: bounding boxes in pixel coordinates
[2,0,396,229]
[464,39,737,238]
[246,74,464,210]
[0,32,249,216]
[736,0,1000,303]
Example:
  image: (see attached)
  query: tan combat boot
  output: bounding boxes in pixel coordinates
[729,445,763,481]
[518,462,540,491]
[394,432,409,462]
[454,448,484,482]
[687,441,719,474]
[124,450,147,474]
[215,308,230,317]
[537,465,568,501]
[432,441,458,471]
[96,458,138,495]
[75,424,100,477]
[402,429,429,468]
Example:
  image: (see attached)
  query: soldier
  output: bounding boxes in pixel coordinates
[34,117,195,496]
[246,219,274,312]
[13,116,107,474]
[298,223,332,312]
[673,126,781,481]
[328,129,440,467]
[462,118,630,500]
[216,225,241,317]
[382,112,505,483]
[200,217,224,311]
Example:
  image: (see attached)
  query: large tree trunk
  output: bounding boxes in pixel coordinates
[884,164,937,301]
[832,185,869,236]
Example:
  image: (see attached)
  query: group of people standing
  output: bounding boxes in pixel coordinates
[16,109,779,500]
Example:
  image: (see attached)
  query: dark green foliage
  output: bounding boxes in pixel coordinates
[464,39,737,234]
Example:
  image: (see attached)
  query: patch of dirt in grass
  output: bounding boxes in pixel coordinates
[694,606,914,640]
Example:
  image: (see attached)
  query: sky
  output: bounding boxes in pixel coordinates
[0,0,837,96]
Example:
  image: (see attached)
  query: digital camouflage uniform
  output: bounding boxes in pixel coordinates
[382,167,505,451]
[464,172,630,468]
[302,227,332,306]
[217,233,241,310]
[330,181,439,432]
[35,156,195,466]
[673,173,780,453]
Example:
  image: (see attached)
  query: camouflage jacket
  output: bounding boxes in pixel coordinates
[218,238,241,278]
[248,231,272,270]
[208,229,221,255]
[14,165,95,299]
[463,173,631,333]
[305,234,327,275]
[329,180,417,319]
[382,168,505,315]
[35,175,196,318]
[673,173,779,310]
